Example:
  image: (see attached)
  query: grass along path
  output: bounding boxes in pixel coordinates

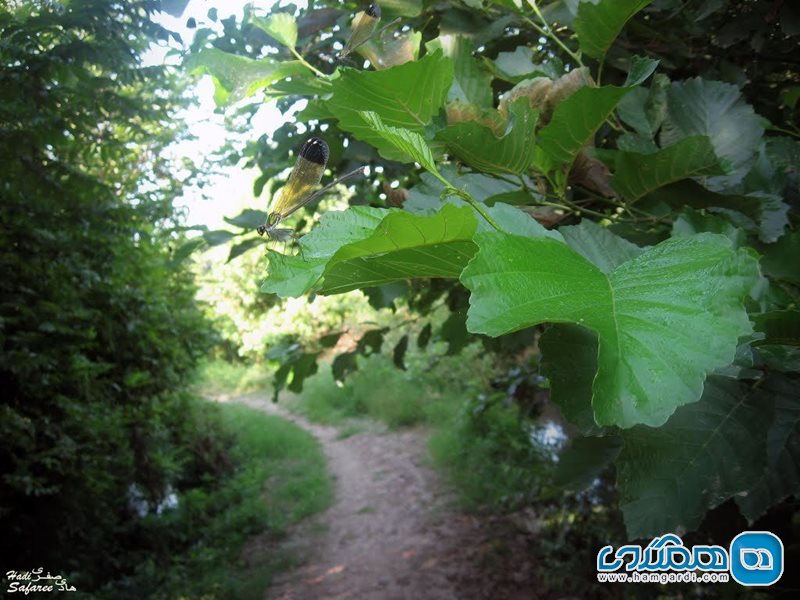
[227,390,493,600]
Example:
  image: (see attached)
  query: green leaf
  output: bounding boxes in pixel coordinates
[261,207,389,298]
[461,232,760,428]
[647,180,788,243]
[363,282,410,310]
[393,335,409,370]
[405,166,519,213]
[617,376,771,537]
[251,13,297,49]
[261,251,326,298]
[535,85,632,171]
[442,310,471,355]
[357,329,387,355]
[185,48,305,105]
[761,231,800,283]
[490,46,563,83]
[612,136,726,201]
[203,229,237,246]
[539,324,601,434]
[574,0,654,60]
[559,219,644,273]
[672,208,748,248]
[428,35,493,107]
[172,238,205,264]
[358,111,443,178]
[661,78,764,190]
[435,99,539,176]
[328,50,453,161]
[224,208,268,229]
[417,323,432,349]
[226,238,262,262]
[754,311,800,347]
[554,435,624,491]
[332,352,358,382]
[736,376,800,522]
[272,351,321,400]
[300,206,389,260]
[320,204,479,294]
[319,331,344,348]
[624,55,659,87]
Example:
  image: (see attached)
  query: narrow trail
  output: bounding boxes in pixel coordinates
[225,391,528,600]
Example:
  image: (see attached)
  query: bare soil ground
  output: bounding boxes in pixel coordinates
[226,391,540,600]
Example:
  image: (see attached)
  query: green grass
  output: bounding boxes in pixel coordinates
[428,397,549,511]
[286,353,467,429]
[101,400,332,600]
[195,359,273,396]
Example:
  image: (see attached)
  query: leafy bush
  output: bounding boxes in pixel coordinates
[0,0,226,590]
[95,401,332,600]
[430,394,553,511]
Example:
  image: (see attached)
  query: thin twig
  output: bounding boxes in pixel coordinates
[290,46,326,77]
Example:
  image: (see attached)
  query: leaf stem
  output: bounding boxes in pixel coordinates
[433,171,502,231]
[524,2,582,66]
[768,125,800,139]
[290,46,326,78]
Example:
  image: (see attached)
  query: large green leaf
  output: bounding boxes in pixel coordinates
[358,111,443,178]
[185,48,305,105]
[736,376,800,522]
[299,206,389,260]
[647,180,788,243]
[224,209,268,229]
[405,166,519,213]
[554,435,624,492]
[559,219,644,273]
[428,35,493,107]
[539,324,601,434]
[761,231,800,282]
[226,238,262,262]
[262,252,326,298]
[203,229,237,246]
[672,207,748,248]
[617,376,771,537]
[612,136,726,201]
[319,204,479,294]
[261,206,388,297]
[251,13,297,49]
[489,46,563,83]
[624,55,660,87]
[327,50,453,161]
[535,85,632,171]
[435,99,539,176]
[461,232,760,427]
[661,78,764,190]
[573,0,654,60]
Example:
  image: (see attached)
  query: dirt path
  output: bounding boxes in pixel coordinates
[226,391,507,600]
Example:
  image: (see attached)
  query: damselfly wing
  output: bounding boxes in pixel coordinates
[257,137,329,240]
[340,3,381,59]
[257,137,366,241]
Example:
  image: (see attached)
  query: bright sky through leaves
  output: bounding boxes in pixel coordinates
[144,0,307,229]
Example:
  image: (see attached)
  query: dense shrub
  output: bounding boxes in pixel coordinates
[0,0,217,589]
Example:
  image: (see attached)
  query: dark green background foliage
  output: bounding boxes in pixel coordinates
[0,0,217,589]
